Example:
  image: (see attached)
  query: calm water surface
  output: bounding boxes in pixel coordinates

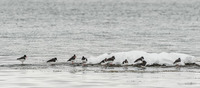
[0,0,199,58]
[1,64,200,88]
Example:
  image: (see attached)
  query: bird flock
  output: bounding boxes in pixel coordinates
[16,55,182,67]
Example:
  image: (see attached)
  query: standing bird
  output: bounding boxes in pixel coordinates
[81,56,88,66]
[17,55,27,64]
[138,59,147,69]
[67,54,76,64]
[47,58,57,63]
[173,58,181,66]
[141,60,147,67]
[134,56,144,63]
[106,56,115,65]
[99,58,107,65]
[134,57,147,67]
[136,59,147,68]
[122,59,129,65]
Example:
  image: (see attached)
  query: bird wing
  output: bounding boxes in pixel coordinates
[17,56,24,60]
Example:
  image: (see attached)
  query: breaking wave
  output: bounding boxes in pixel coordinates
[88,51,197,66]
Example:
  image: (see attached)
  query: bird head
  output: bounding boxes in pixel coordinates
[82,56,85,60]
[112,56,115,59]
[24,55,27,58]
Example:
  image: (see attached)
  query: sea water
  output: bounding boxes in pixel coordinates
[0,0,200,88]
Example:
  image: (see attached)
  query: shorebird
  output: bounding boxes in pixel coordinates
[67,54,76,64]
[122,59,129,69]
[173,58,181,66]
[47,58,57,63]
[99,58,107,65]
[81,56,87,66]
[134,56,147,67]
[135,59,147,69]
[141,60,147,67]
[122,59,128,66]
[134,56,144,63]
[17,55,27,64]
[106,56,115,65]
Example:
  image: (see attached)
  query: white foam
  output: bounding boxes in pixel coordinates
[87,51,197,66]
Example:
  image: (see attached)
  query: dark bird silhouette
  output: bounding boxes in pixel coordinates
[47,58,57,63]
[99,58,107,65]
[134,56,144,63]
[82,56,88,64]
[17,55,27,64]
[141,60,147,67]
[173,58,181,64]
[122,59,128,64]
[107,56,115,62]
[67,54,76,64]
[134,59,147,67]
[106,56,115,65]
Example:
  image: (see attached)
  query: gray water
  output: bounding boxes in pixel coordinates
[1,61,200,88]
[0,0,200,88]
[0,0,200,58]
